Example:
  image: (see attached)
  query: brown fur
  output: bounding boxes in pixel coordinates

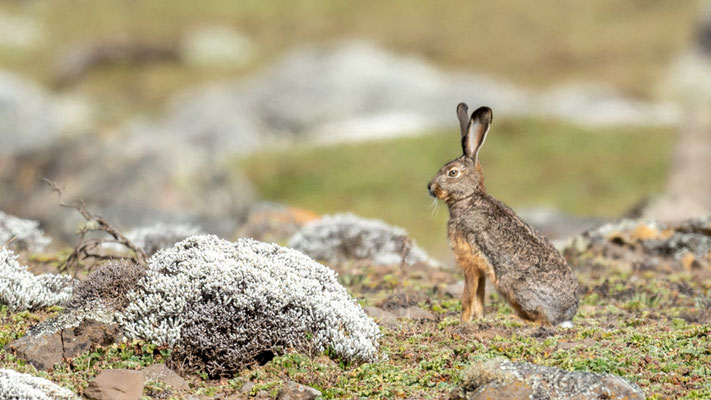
[428,104,579,326]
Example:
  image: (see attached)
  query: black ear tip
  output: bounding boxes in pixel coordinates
[472,106,493,123]
[456,102,469,113]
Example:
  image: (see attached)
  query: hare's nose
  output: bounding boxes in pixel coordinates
[427,182,432,192]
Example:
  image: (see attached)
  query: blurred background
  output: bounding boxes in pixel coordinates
[1,0,710,260]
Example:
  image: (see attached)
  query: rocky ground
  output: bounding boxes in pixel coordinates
[0,213,709,399]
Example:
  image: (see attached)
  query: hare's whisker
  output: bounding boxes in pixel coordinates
[430,198,439,217]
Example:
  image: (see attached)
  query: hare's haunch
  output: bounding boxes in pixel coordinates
[428,103,579,326]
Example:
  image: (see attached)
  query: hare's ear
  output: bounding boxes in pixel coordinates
[456,102,470,138]
[462,106,493,160]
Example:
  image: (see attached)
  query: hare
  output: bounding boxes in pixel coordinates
[427,103,578,326]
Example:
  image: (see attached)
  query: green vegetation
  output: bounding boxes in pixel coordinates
[1,256,709,399]
[240,117,674,256]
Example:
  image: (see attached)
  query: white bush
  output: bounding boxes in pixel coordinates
[0,369,75,400]
[118,235,381,369]
[0,247,75,312]
[0,211,51,252]
[288,213,438,267]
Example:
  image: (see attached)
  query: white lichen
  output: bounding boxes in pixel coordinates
[0,211,51,252]
[0,369,76,400]
[118,235,382,365]
[0,247,75,312]
[288,213,438,267]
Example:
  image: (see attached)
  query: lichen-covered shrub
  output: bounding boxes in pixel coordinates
[0,369,76,400]
[0,247,75,312]
[0,211,51,252]
[67,259,145,311]
[288,213,438,267]
[117,235,381,375]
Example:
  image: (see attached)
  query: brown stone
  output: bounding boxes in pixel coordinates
[84,369,144,400]
[62,319,122,359]
[363,306,398,327]
[276,381,321,400]
[142,363,190,391]
[392,306,435,321]
[7,331,63,371]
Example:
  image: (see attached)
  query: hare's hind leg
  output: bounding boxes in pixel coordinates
[461,269,485,323]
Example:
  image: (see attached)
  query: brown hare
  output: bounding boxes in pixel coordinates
[428,103,578,326]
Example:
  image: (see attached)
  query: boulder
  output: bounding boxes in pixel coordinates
[84,369,144,400]
[288,213,439,268]
[564,217,711,273]
[451,359,644,400]
[9,318,122,371]
[276,381,322,400]
[142,364,190,392]
[7,331,63,371]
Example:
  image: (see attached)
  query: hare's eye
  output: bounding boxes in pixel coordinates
[448,169,459,177]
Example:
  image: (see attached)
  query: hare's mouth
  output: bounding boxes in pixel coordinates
[430,187,448,200]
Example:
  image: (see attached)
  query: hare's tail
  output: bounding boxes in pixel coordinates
[556,320,574,328]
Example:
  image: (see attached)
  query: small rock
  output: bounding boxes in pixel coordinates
[62,319,122,359]
[363,306,398,327]
[392,306,435,321]
[239,381,255,393]
[142,363,190,391]
[453,359,644,400]
[276,381,322,400]
[7,332,63,371]
[255,390,271,399]
[443,281,464,298]
[84,369,144,400]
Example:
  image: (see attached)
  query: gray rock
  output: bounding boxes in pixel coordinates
[392,306,436,321]
[443,281,465,298]
[84,369,144,400]
[142,364,190,391]
[288,213,439,268]
[276,381,322,400]
[564,216,711,272]
[0,71,58,155]
[363,306,398,328]
[452,359,644,400]
[7,331,63,371]
[163,41,678,159]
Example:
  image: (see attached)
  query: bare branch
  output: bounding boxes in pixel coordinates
[44,178,147,275]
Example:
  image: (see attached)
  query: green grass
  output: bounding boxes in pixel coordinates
[1,258,709,399]
[239,117,674,256]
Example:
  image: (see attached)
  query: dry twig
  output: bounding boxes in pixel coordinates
[44,178,147,275]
